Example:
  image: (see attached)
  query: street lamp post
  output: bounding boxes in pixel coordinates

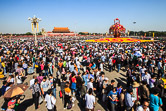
[28,15,41,45]
[133,22,136,36]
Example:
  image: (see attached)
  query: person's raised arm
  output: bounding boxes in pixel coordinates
[108,95,113,101]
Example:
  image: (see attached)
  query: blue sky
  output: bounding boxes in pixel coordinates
[0,0,166,33]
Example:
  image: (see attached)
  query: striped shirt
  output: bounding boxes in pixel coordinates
[29,84,41,94]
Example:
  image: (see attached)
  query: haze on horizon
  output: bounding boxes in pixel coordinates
[0,0,166,34]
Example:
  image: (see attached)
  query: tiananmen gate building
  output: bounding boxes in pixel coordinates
[47,27,77,37]
[52,27,70,33]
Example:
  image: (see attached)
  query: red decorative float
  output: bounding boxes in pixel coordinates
[109,18,126,38]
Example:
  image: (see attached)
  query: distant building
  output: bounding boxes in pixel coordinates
[47,27,77,37]
[52,27,70,33]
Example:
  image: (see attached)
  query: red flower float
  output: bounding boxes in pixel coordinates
[109,18,126,38]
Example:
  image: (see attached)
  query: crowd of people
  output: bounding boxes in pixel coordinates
[0,37,165,111]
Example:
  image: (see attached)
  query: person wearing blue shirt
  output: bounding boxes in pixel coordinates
[149,89,163,111]
[125,88,135,111]
[117,83,122,99]
[101,55,106,62]
[108,87,118,111]
[91,62,96,70]
[0,81,7,96]
[82,72,88,87]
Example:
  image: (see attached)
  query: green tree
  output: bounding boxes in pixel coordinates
[37,31,42,35]
[25,32,33,35]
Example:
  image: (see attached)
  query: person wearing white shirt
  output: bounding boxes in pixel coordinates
[16,73,22,85]
[136,101,150,111]
[142,71,151,85]
[23,61,28,76]
[26,55,30,61]
[67,55,71,61]
[101,55,106,62]
[96,68,101,81]
[75,56,78,62]
[43,57,46,63]
[41,77,51,97]
[85,88,95,111]
[30,75,37,86]
[100,62,104,72]
[45,89,56,111]
[79,56,83,62]
[140,66,146,74]
[87,81,93,91]
[76,60,81,72]
[87,78,96,91]
[10,77,15,84]
[14,62,18,71]
[109,57,113,72]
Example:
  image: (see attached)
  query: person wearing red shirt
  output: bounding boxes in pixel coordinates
[71,73,77,96]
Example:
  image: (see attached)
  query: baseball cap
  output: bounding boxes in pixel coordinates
[8,100,16,106]
[104,77,109,81]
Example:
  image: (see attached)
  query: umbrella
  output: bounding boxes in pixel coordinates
[134,51,142,57]
[70,48,75,51]
[39,46,44,50]
[58,44,62,46]
[4,84,29,98]
[133,48,139,51]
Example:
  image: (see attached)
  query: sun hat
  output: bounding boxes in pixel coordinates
[132,82,140,87]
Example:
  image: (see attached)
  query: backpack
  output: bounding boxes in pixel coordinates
[59,91,63,98]
[63,61,66,67]
[52,65,54,69]
[53,78,56,88]
[35,62,38,68]
[32,57,35,62]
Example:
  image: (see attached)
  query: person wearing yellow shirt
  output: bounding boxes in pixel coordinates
[0,68,4,79]
[1,61,6,75]
[1,61,5,68]
[162,74,166,90]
